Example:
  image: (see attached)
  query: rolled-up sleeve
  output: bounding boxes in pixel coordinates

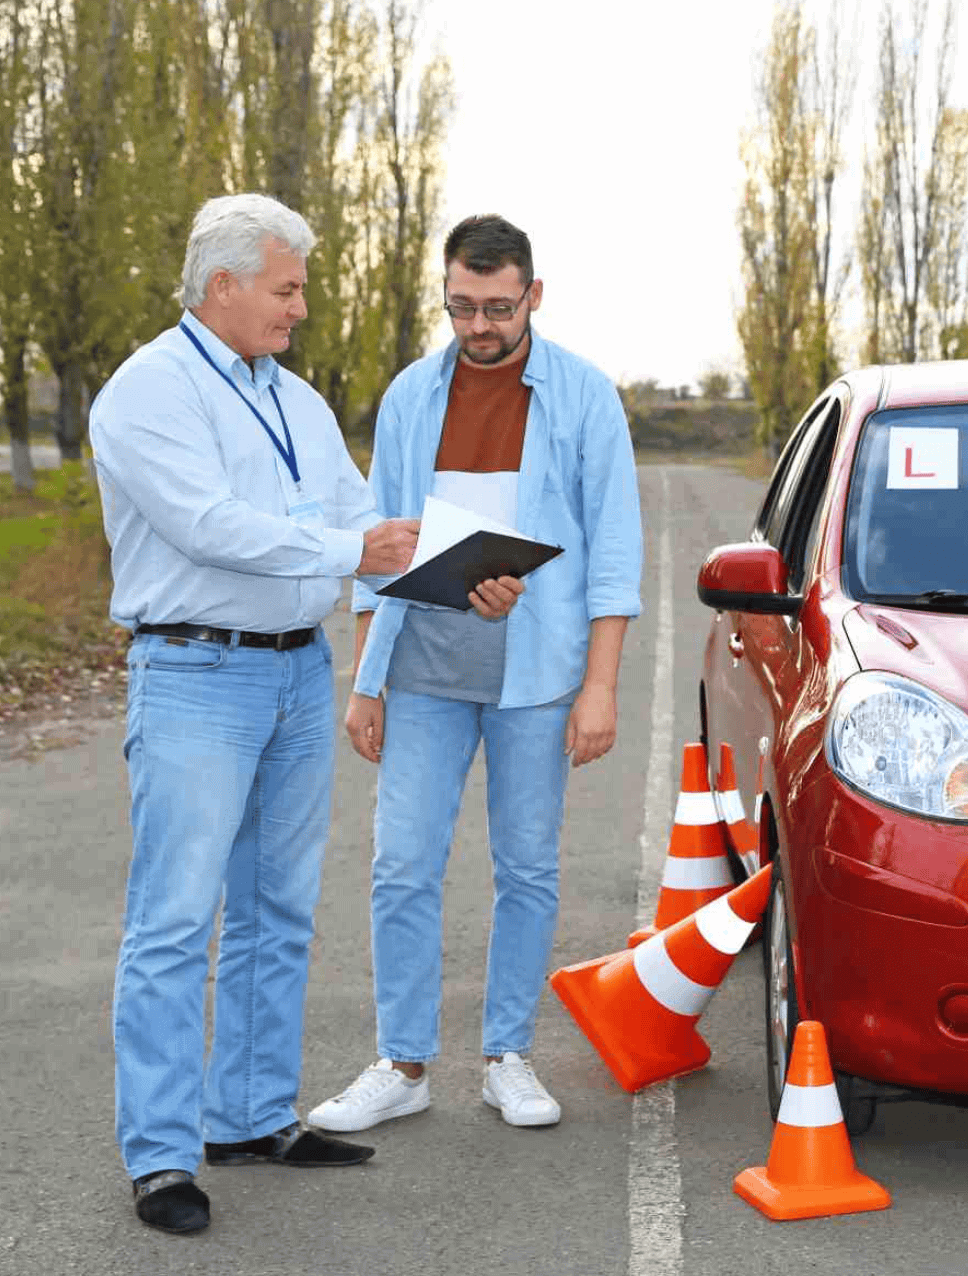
[351,385,405,612]
[579,378,643,619]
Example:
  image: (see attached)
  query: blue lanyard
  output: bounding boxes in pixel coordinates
[179,321,301,485]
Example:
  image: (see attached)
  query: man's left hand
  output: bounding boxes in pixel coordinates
[565,684,617,767]
[469,575,525,620]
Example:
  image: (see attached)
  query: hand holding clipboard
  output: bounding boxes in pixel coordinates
[374,497,563,611]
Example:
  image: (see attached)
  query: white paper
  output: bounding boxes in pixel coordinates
[886,427,959,489]
[409,496,537,569]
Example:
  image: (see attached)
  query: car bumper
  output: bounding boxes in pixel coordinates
[790,785,968,1094]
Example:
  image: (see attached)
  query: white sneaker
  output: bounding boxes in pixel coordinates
[308,1059,430,1132]
[483,1053,561,1127]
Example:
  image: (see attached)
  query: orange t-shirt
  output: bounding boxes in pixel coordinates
[435,356,530,473]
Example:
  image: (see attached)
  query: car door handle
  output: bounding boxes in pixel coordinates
[728,633,744,659]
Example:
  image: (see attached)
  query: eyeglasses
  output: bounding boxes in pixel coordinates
[442,281,532,322]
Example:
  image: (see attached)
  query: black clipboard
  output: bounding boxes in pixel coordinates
[376,530,563,611]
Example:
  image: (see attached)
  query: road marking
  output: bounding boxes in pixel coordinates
[629,468,684,1276]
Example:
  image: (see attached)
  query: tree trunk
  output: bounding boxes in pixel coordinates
[9,438,35,491]
[3,337,34,491]
[56,359,86,461]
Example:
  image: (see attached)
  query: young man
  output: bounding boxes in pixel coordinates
[90,193,419,1235]
[309,214,642,1132]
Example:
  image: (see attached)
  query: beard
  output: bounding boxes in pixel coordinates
[459,318,531,366]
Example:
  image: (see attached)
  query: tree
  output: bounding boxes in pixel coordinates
[860,0,962,362]
[27,0,143,459]
[737,1,856,453]
[0,0,34,489]
[926,103,968,359]
[799,1,855,390]
[4,0,452,458]
[736,3,815,454]
[698,369,732,400]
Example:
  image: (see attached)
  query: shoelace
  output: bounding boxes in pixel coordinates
[493,1058,545,1099]
[336,1064,400,1103]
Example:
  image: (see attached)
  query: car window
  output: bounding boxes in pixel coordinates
[756,396,831,545]
[844,404,968,600]
[778,400,842,593]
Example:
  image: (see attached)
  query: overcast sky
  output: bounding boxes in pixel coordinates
[421,0,968,390]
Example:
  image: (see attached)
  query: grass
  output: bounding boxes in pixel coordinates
[0,464,124,714]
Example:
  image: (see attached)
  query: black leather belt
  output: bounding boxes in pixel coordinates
[134,622,317,651]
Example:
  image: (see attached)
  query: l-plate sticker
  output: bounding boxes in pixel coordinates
[887,427,959,489]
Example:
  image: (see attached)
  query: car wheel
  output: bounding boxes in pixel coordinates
[764,859,799,1121]
[835,1073,878,1137]
[763,861,878,1135]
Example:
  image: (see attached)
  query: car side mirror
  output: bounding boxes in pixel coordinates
[697,543,803,616]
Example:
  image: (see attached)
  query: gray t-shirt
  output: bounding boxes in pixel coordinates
[387,607,506,703]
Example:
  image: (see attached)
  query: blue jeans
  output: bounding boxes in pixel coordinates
[115,630,334,1180]
[372,689,571,1061]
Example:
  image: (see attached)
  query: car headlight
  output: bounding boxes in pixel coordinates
[827,672,968,821]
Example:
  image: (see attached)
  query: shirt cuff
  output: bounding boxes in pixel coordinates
[324,529,366,577]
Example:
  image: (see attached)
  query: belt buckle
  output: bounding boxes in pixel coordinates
[274,632,286,651]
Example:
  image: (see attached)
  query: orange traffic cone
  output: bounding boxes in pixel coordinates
[734,1021,892,1220]
[551,865,772,1092]
[714,743,760,876]
[628,742,733,947]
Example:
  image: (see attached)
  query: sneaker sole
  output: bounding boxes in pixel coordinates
[482,1085,561,1127]
[307,1091,430,1133]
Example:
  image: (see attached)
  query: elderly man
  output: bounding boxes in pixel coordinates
[90,193,418,1235]
[309,214,642,1133]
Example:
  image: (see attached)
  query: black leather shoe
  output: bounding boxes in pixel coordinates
[132,1170,210,1234]
[205,1122,374,1167]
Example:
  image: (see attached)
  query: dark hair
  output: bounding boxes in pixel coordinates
[444,214,533,283]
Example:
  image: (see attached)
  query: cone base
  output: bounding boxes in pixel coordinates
[550,955,711,1093]
[733,1165,892,1220]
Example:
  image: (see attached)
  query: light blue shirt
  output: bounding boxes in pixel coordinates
[353,331,643,709]
[89,309,381,632]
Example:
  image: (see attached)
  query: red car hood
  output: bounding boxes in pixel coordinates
[842,604,968,713]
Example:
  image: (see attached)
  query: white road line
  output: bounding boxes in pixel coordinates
[629,468,684,1276]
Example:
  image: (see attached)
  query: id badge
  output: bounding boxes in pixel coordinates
[288,498,325,526]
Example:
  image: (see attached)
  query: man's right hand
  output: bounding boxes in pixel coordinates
[345,691,385,762]
[358,518,420,576]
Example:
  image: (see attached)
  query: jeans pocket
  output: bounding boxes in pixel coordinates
[143,637,226,671]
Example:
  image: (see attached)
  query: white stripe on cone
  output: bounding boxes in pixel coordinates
[673,790,720,826]
[695,893,756,955]
[633,938,716,1018]
[661,856,734,890]
[775,1081,843,1128]
[716,788,746,824]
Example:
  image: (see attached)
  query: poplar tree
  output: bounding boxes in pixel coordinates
[860,0,965,362]
[737,1,856,452]
[0,0,33,488]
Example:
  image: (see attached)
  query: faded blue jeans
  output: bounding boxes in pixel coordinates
[372,688,571,1062]
[114,630,334,1180]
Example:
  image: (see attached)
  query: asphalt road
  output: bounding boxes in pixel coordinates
[3,462,968,1276]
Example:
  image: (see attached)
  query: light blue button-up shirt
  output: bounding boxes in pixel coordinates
[353,331,643,709]
[90,310,381,632]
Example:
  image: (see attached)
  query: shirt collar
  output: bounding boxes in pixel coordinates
[180,309,282,391]
[435,327,548,388]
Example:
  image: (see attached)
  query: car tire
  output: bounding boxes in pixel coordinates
[763,858,799,1121]
[763,860,878,1135]
[835,1073,878,1137]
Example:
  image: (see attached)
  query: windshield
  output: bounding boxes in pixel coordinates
[844,404,968,605]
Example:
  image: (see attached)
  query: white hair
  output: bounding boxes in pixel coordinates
[179,193,316,306]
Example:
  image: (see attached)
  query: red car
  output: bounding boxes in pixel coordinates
[697,361,968,1133]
